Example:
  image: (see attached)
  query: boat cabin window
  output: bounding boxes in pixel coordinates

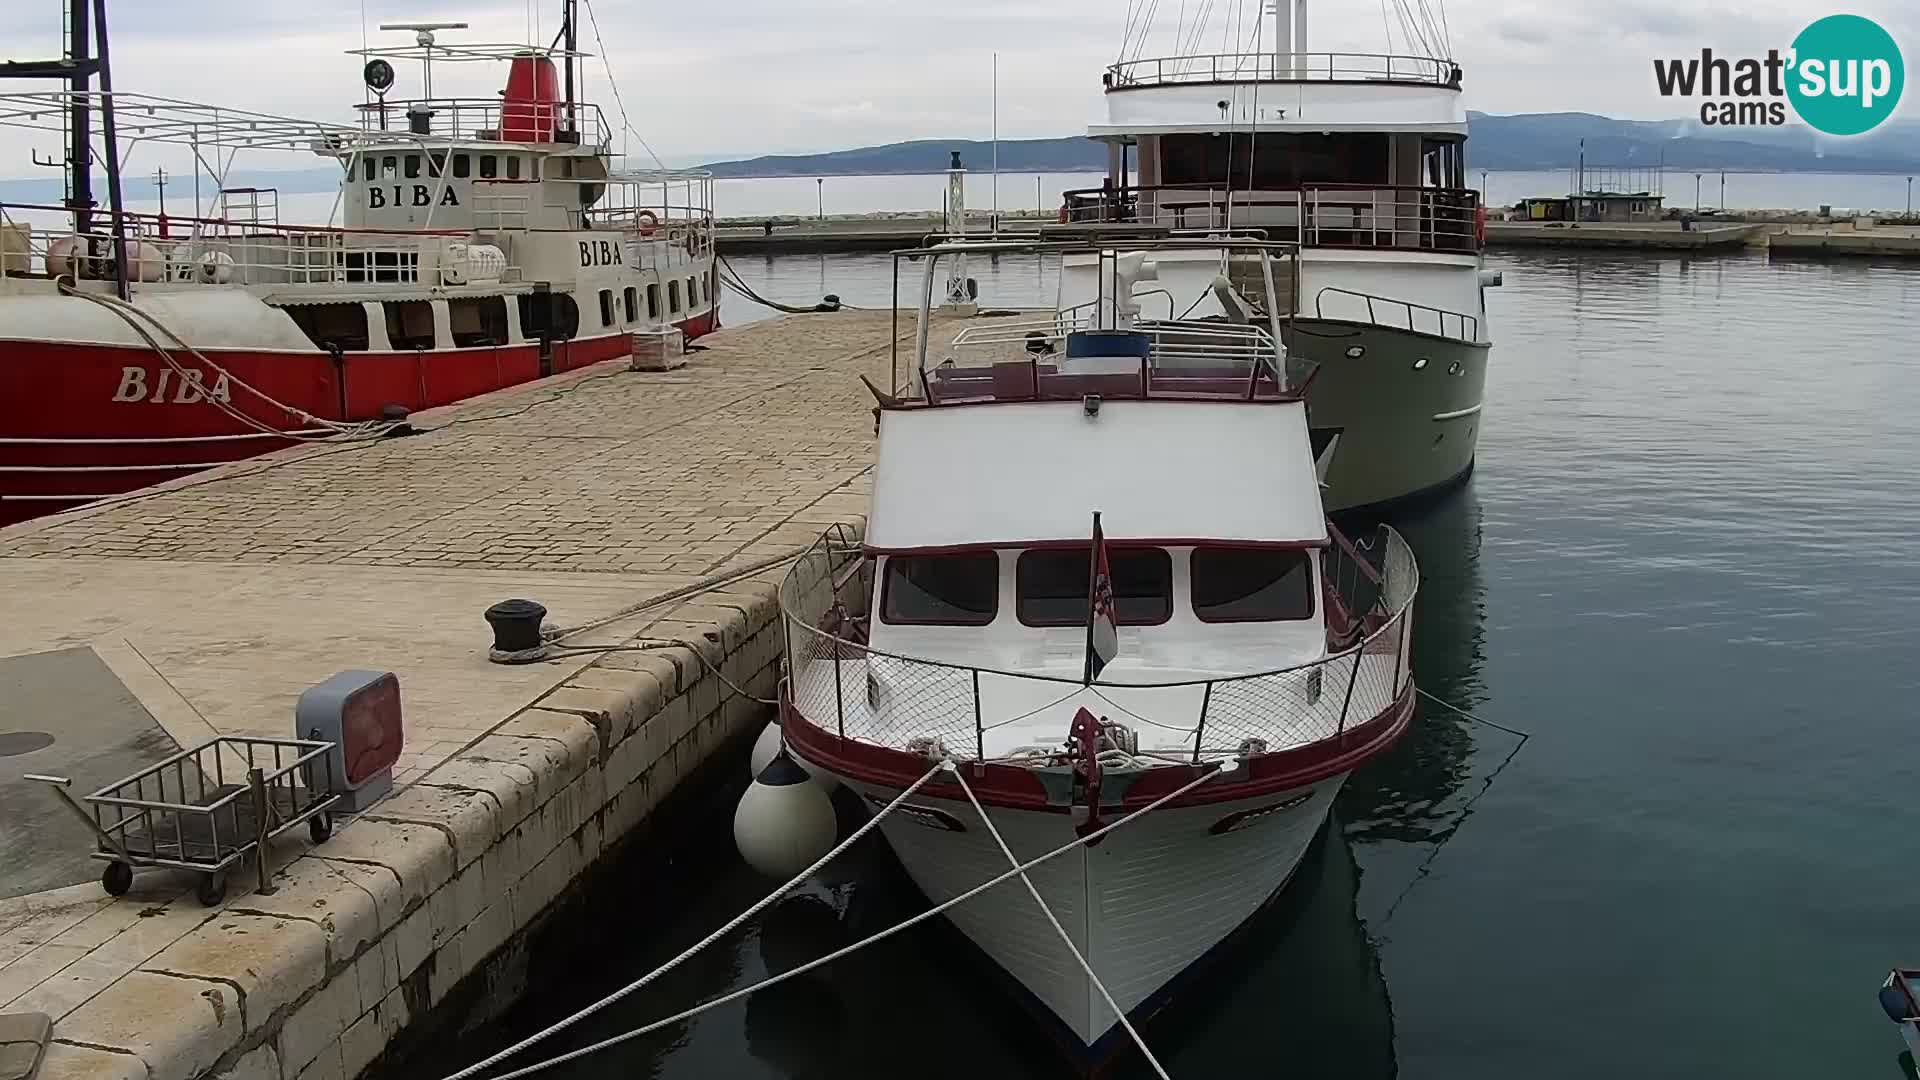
[361,157,375,182]
[1191,547,1315,622]
[479,155,498,179]
[452,154,471,179]
[668,280,682,313]
[1421,137,1466,189]
[428,151,446,178]
[688,278,700,309]
[448,297,508,347]
[404,155,422,179]
[380,156,398,180]
[598,289,615,327]
[1158,133,1390,188]
[623,287,638,323]
[646,283,660,320]
[518,293,579,341]
[384,301,436,351]
[1016,547,1172,627]
[506,156,522,181]
[286,302,370,352]
[880,553,999,626]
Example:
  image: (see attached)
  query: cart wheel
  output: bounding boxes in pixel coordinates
[195,871,227,907]
[309,812,333,845]
[101,861,133,897]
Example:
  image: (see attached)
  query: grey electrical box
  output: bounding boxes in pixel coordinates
[296,670,403,812]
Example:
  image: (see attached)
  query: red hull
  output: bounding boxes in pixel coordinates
[0,310,718,527]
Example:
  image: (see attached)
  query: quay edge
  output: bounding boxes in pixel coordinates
[0,312,907,1080]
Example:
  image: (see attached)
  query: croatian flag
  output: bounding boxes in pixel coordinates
[1085,511,1119,684]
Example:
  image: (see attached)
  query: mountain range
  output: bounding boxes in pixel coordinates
[696,113,1920,177]
[5,113,1916,202]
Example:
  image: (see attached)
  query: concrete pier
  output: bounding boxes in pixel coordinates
[0,313,910,1080]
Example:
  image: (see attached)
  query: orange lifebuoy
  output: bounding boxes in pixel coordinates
[636,209,659,237]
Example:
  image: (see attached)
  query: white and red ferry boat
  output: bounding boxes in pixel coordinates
[775,238,1420,1067]
[0,4,715,526]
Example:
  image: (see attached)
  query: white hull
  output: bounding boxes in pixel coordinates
[818,766,1345,1051]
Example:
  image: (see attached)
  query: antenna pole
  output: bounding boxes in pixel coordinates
[68,0,95,235]
[563,0,578,138]
[91,0,130,300]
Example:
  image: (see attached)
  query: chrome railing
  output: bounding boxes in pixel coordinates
[1106,52,1461,89]
[1061,183,1481,254]
[1315,286,1480,343]
[779,529,1418,765]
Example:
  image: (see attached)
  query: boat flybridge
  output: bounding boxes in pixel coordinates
[776,236,1421,1066]
[1055,0,1499,513]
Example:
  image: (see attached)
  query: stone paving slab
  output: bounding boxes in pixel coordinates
[0,311,907,1080]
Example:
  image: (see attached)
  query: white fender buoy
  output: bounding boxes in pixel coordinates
[733,751,837,880]
[749,719,840,793]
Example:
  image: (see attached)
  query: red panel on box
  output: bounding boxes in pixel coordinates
[341,674,403,785]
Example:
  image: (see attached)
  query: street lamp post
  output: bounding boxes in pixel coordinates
[1908,176,1913,218]
[816,177,823,221]
[1695,172,1702,212]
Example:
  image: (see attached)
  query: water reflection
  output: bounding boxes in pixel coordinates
[1340,483,1490,846]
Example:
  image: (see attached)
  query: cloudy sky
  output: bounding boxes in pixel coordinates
[4,0,1915,170]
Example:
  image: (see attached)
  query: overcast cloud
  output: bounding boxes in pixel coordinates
[3,0,1915,173]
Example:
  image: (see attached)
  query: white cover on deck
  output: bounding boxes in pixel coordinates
[867,399,1327,549]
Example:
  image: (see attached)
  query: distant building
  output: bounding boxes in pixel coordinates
[1518,192,1665,223]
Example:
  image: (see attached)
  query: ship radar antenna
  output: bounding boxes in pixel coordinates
[377,21,470,99]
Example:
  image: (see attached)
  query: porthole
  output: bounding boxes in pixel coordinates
[1447,361,1463,375]
[1412,357,1429,371]
[1345,345,1366,359]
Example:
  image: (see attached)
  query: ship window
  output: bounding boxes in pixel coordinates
[479,155,498,179]
[404,154,421,179]
[361,157,375,182]
[380,156,398,180]
[506,156,522,180]
[428,151,446,178]
[646,283,660,319]
[687,278,699,309]
[448,297,507,347]
[598,289,615,327]
[1191,547,1315,622]
[384,300,437,351]
[286,302,370,352]
[668,280,681,313]
[452,154,471,179]
[881,553,998,626]
[1016,547,1172,627]
[623,287,638,322]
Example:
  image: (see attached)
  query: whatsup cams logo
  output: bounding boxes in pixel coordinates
[1653,14,1905,135]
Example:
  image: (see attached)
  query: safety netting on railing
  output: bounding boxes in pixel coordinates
[780,529,1419,764]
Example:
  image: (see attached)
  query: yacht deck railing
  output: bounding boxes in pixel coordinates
[779,529,1418,765]
[1106,52,1461,89]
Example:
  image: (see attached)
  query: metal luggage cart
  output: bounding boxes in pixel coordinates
[29,735,341,906]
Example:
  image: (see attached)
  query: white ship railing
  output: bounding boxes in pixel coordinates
[778,529,1418,765]
[0,202,522,290]
[1106,52,1459,89]
[347,98,611,151]
[1313,286,1480,343]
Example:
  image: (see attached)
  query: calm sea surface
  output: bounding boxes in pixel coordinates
[442,248,1920,1079]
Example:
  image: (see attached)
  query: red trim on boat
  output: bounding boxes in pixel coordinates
[780,681,1415,812]
[863,537,1330,556]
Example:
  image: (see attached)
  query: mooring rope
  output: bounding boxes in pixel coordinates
[951,763,1174,1079]
[441,759,947,1080]
[449,761,1226,1080]
[56,283,399,442]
